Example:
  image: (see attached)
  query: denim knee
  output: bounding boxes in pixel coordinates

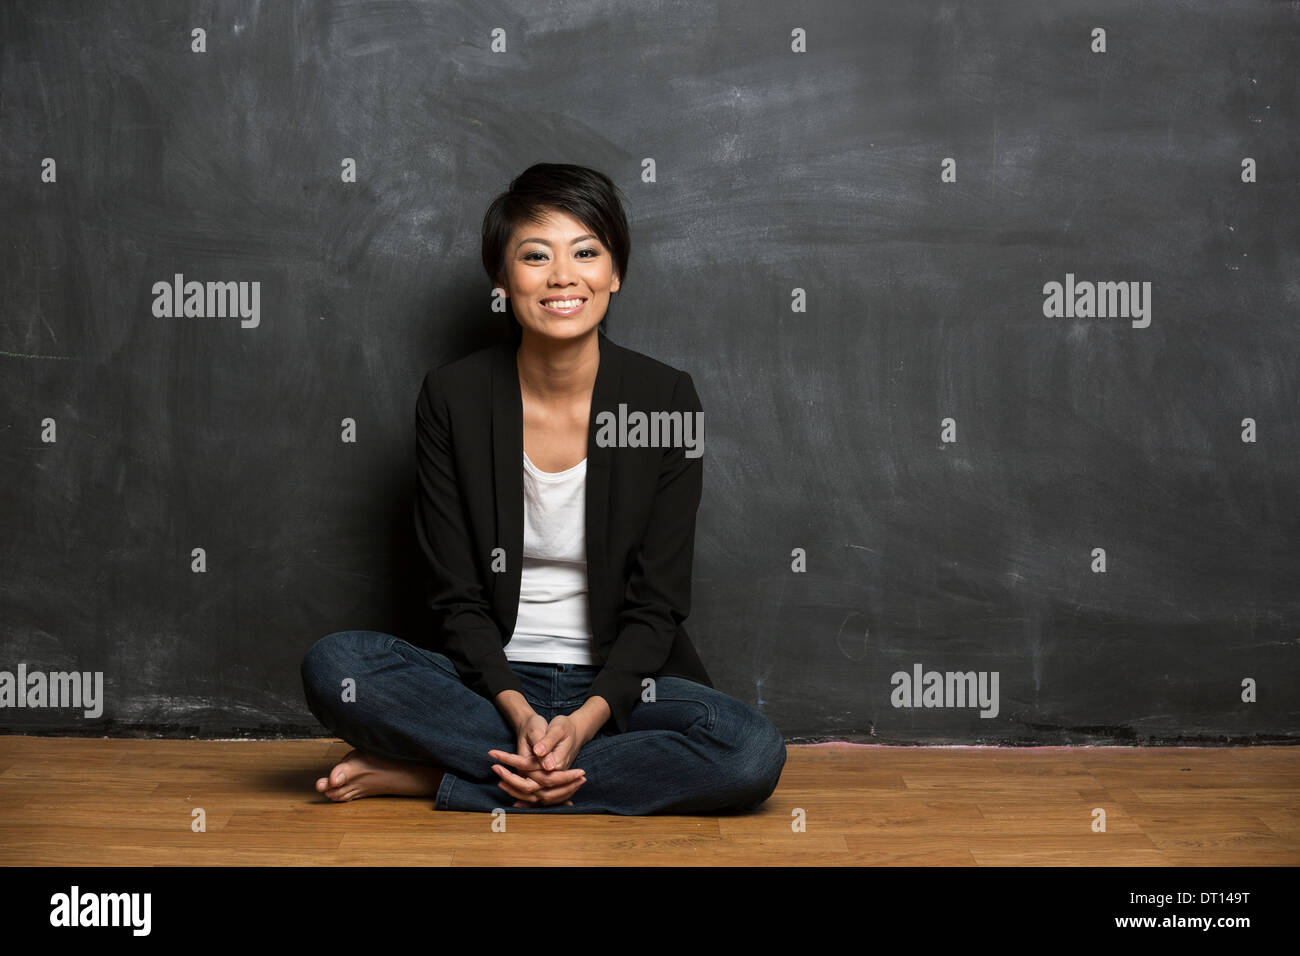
[730,708,786,808]
[300,630,391,704]
[755,716,787,794]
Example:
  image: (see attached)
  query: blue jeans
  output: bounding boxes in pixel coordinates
[300,630,787,815]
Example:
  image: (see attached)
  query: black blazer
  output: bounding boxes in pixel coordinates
[414,331,714,734]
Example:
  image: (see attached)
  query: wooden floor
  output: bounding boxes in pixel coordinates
[1,736,1296,865]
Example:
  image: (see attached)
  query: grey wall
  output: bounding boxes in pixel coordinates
[2,0,1297,743]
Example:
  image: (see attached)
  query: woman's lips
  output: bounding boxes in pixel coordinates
[539,298,587,316]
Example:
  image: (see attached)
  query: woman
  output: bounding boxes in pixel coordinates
[300,163,786,814]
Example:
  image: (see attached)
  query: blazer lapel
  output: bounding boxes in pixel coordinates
[490,333,621,646]
[491,341,524,631]
[585,334,619,646]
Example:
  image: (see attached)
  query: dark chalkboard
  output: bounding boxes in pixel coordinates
[2,0,1297,743]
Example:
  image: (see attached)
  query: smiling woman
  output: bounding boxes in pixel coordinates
[299,163,787,816]
[481,164,629,345]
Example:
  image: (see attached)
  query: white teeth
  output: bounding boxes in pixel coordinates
[544,299,583,309]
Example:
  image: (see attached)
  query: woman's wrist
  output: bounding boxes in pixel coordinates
[493,689,537,731]
[571,695,611,744]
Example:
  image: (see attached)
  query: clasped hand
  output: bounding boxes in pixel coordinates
[489,711,588,808]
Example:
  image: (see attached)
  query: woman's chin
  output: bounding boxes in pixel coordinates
[521,321,602,344]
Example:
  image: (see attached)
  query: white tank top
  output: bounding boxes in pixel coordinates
[504,451,597,665]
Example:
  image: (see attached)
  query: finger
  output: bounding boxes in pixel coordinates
[499,779,538,804]
[533,720,571,761]
[524,722,550,754]
[534,776,586,806]
[490,749,544,774]
[538,735,574,770]
[492,763,541,794]
[544,739,578,772]
[494,762,540,792]
[549,748,581,769]
[534,785,582,808]
[521,767,585,788]
[490,747,537,765]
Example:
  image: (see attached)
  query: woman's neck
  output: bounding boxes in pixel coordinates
[516,329,600,402]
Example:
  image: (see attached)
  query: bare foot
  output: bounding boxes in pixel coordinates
[315,748,445,802]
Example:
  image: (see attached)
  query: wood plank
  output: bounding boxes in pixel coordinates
[0,735,1294,866]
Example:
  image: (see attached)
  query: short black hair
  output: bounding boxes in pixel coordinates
[481,163,630,342]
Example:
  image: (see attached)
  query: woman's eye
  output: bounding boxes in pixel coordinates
[523,249,599,262]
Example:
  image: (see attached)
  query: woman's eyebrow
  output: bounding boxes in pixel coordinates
[515,234,598,250]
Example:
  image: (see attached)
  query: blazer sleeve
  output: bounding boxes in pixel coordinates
[414,368,527,706]
[587,370,704,734]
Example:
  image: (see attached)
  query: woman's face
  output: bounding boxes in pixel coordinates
[502,207,620,344]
